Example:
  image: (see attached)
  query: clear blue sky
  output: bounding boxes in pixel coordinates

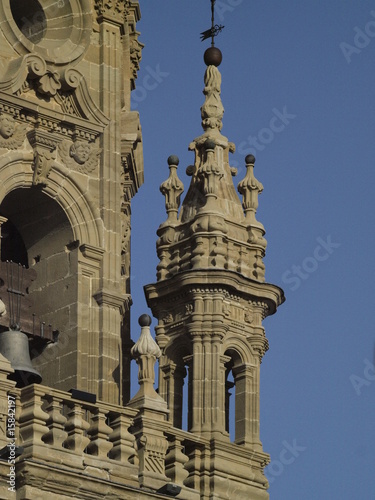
[130,2,375,499]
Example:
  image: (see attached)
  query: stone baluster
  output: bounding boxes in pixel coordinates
[156,248,169,281]
[63,403,90,453]
[86,407,113,458]
[108,413,137,463]
[18,385,49,458]
[42,395,67,448]
[165,436,189,484]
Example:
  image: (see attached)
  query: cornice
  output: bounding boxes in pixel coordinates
[145,269,285,316]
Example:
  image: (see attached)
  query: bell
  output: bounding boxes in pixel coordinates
[0,329,42,387]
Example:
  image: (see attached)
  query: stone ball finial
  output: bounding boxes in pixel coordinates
[245,154,256,165]
[204,47,222,67]
[138,314,152,327]
[168,155,179,166]
[204,139,216,151]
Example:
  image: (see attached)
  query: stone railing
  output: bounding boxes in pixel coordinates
[0,317,269,499]
[0,382,202,499]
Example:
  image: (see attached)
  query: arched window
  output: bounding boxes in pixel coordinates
[224,348,259,447]
[159,345,190,430]
[0,187,78,387]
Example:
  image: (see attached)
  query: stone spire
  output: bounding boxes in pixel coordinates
[157,47,267,282]
[145,45,285,499]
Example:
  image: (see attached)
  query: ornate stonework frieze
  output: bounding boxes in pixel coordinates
[94,0,129,23]
[129,32,144,81]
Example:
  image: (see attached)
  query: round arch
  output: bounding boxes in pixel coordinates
[0,152,102,249]
[222,335,257,366]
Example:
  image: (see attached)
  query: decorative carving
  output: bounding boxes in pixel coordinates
[129,32,144,81]
[32,147,56,185]
[58,139,101,174]
[162,313,173,325]
[94,0,128,23]
[201,65,224,134]
[196,140,223,199]
[185,303,193,315]
[36,70,62,97]
[238,155,264,222]
[136,434,168,476]
[0,114,27,149]
[62,68,83,90]
[244,309,253,324]
[121,216,131,290]
[223,303,231,318]
[27,129,58,185]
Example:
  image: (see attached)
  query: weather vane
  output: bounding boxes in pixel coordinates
[200,0,224,46]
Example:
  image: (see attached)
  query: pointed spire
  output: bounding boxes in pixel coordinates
[192,47,227,147]
[154,47,268,282]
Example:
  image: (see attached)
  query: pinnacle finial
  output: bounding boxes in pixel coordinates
[238,155,264,222]
[131,315,161,359]
[204,47,222,67]
[160,156,184,222]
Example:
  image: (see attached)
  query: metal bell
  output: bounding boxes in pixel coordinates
[0,329,42,387]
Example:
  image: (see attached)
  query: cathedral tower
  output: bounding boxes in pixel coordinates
[0,0,143,405]
[145,46,284,498]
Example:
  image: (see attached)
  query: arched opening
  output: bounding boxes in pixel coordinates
[10,0,47,44]
[1,219,28,266]
[159,345,190,431]
[225,359,235,441]
[224,348,255,445]
[0,187,79,388]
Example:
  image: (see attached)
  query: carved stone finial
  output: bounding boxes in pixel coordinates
[131,315,161,386]
[196,139,223,202]
[201,64,224,135]
[159,156,184,222]
[238,155,264,222]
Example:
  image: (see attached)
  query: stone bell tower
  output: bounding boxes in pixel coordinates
[0,0,143,405]
[145,47,285,498]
